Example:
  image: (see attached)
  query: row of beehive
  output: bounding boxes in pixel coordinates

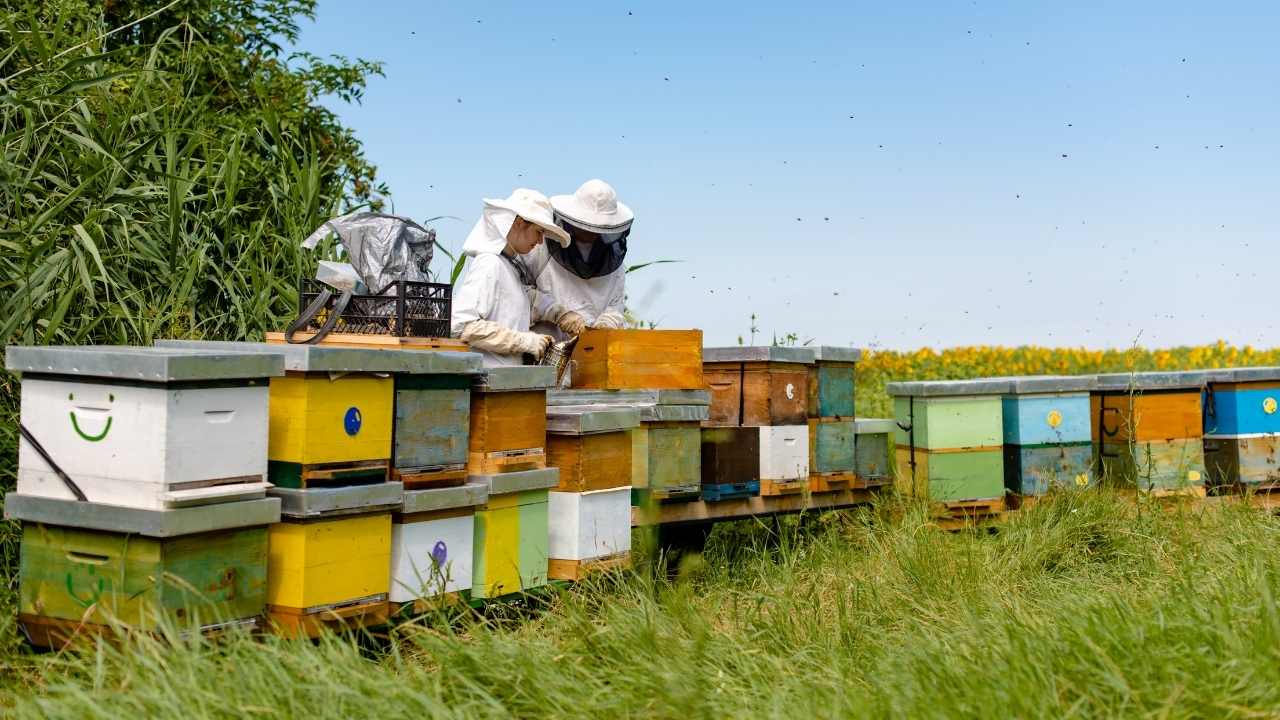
[3,342,633,646]
[887,367,1280,506]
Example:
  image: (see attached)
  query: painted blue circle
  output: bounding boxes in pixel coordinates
[343,407,362,436]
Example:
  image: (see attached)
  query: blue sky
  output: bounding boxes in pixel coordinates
[298,1,1278,350]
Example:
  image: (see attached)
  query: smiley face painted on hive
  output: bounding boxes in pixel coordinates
[67,390,115,442]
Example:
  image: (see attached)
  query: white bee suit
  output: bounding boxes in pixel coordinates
[450,208,539,367]
[527,241,627,340]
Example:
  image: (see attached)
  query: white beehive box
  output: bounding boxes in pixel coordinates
[548,486,631,562]
[390,482,486,603]
[759,425,810,481]
[7,346,283,511]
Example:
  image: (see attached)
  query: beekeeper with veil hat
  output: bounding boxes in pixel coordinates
[528,179,634,339]
[451,188,571,366]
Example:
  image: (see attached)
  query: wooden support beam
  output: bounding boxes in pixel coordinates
[631,488,879,527]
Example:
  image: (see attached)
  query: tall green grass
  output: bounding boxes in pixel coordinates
[4,492,1279,718]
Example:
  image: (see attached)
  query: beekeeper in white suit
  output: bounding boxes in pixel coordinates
[527,179,633,338]
[451,189,571,366]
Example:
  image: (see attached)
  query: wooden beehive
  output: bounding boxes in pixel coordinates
[267,512,391,613]
[548,487,631,564]
[390,482,487,603]
[473,489,551,599]
[469,366,555,476]
[853,419,896,487]
[632,421,702,501]
[19,522,269,633]
[1001,376,1095,497]
[1202,368,1280,489]
[1091,371,1222,492]
[889,378,1010,503]
[703,346,815,427]
[546,406,639,492]
[807,346,860,420]
[8,346,282,511]
[809,420,855,474]
[569,329,705,390]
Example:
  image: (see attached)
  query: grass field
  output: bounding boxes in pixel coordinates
[2,490,1279,718]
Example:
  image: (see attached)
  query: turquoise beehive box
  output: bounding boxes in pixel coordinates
[1000,375,1095,496]
[1203,367,1280,489]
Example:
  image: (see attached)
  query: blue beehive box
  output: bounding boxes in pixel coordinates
[1204,367,1280,489]
[1000,375,1095,496]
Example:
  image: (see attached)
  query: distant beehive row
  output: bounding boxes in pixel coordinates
[887,368,1280,524]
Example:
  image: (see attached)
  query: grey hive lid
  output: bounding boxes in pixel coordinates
[1001,375,1095,394]
[547,388,711,407]
[810,346,863,363]
[1222,366,1280,383]
[155,339,481,374]
[703,346,816,364]
[853,418,897,434]
[401,482,488,514]
[546,406,641,434]
[885,378,1015,397]
[473,365,556,391]
[1094,369,1232,391]
[6,345,283,382]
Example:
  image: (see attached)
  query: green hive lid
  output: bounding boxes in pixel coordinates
[5,345,283,383]
[1094,369,1232,391]
[853,418,897,434]
[473,365,556,391]
[810,346,863,363]
[703,346,816,364]
[154,339,481,375]
[1002,375,1095,394]
[546,406,641,434]
[401,482,487,514]
[1222,367,1280,383]
[885,378,1015,397]
[547,389,711,406]
[3,494,280,537]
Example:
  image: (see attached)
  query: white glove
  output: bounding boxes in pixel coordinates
[460,320,554,359]
[557,311,587,335]
[592,311,626,330]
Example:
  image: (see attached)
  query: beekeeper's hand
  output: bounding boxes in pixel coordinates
[520,332,556,360]
[557,311,587,335]
[592,311,626,330]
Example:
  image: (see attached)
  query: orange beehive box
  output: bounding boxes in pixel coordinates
[569,329,705,390]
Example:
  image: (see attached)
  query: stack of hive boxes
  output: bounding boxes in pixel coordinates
[159,340,480,634]
[4,346,283,647]
[702,347,812,497]
[1204,367,1280,495]
[806,347,862,493]
[1092,371,1219,496]
[888,379,1010,522]
[544,405,640,579]
[1002,376,1095,500]
[468,366,559,599]
[566,329,708,504]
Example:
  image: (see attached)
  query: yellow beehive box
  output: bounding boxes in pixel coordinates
[267,512,391,610]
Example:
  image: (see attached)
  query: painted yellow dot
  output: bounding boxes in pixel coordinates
[1074,473,1089,488]
[1188,470,1201,483]
[1046,410,1063,428]
[1264,397,1277,415]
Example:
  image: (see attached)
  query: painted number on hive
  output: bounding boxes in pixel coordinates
[785,383,795,400]
[344,407,363,436]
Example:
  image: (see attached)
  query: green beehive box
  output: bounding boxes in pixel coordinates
[853,419,896,486]
[807,347,861,420]
[888,379,1011,503]
[19,523,269,630]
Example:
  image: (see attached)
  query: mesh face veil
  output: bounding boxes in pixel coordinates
[547,212,630,279]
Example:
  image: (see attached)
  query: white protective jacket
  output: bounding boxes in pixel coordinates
[526,241,626,339]
[450,208,541,366]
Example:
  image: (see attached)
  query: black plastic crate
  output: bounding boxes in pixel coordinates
[297,279,452,338]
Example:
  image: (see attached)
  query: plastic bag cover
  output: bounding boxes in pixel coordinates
[302,212,435,292]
